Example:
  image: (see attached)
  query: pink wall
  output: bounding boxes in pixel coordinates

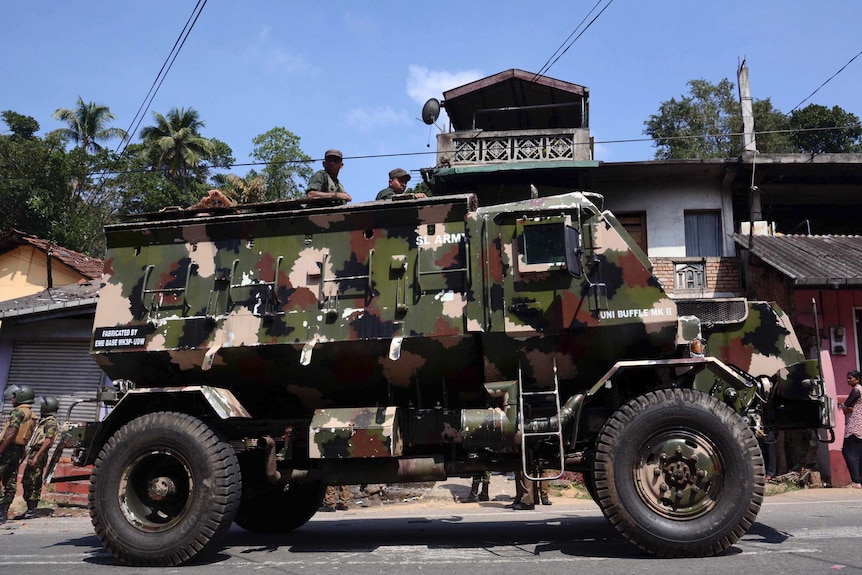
[794,288,862,486]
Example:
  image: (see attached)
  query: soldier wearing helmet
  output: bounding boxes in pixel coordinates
[15,396,61,520]
[0,385,39,522]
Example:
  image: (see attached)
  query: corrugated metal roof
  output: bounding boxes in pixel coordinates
[0,281,99,319]
[733,234,862,287]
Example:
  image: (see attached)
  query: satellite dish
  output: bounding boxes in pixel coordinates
[421,98,442,125]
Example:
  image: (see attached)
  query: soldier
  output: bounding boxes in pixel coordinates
[460,471,490,503]
[0,385,39,523]
[376,168,425,200]
[320,484,350,512]
[15,396,60,520]
[538,468,554,506]
[306,149,352,202]
[512,469,535,510]
[512,468,553,510]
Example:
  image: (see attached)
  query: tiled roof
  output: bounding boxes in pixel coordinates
[733,234,862,287]
[0,229,103,280]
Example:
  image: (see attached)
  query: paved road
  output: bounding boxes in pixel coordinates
[1,488,861,575]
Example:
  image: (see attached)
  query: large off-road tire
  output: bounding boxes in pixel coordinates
[89,412,241,566]
[235,481,325,533]
[593,388,765,558]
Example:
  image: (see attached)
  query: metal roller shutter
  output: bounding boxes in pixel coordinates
[3,340,104,425]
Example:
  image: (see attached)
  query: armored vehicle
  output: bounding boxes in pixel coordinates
[63,190,831,565]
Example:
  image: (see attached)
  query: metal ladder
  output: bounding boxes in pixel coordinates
[518,358,565,481]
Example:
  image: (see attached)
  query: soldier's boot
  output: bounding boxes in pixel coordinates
[478,482,490,502]
[0,504,9,524]
[461,478,480,503]
[14,500,38,520]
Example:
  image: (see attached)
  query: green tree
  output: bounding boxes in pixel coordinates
[788,104,862,153]
[748,99,792,154]
[1,113,68,238]
[52,97,127,153]
[250,127,313,200]
[140,107,215,190]
[114,142,190,213]
[220,171,267,204]
[644,79,737,159]
[644,78,790,159]
[2,110,40,139]
[407,180,431,196]
[0,110,120,256]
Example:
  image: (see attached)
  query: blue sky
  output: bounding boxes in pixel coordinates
[3,1,861,203]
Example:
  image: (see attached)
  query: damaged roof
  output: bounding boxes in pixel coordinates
[733,234,862,287]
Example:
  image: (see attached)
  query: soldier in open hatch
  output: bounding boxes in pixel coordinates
[15,396,60,520]
[0,385,39,523]
[376,168,424,200]
[306,149,352,202]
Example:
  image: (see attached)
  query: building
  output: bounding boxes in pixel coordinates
[0,231,106,423]
[422,68,862,484]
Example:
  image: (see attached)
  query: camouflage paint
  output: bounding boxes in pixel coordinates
[89,192,828,455]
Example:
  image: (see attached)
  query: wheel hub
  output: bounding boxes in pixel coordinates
[635,431,721,519]
[148,476,178,501]
[118,450,194,531]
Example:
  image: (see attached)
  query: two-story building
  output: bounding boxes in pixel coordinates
[420,68,862,484]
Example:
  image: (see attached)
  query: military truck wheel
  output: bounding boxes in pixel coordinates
[89,412,241,567]
[235,481,325,533]
[593,388,764,558]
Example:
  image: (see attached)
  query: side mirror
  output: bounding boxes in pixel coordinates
[564,225,583,278]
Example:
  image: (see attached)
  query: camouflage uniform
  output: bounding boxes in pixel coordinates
[323,484,350,511]
[0,404,37,514]
[21,414,60,507]
[461,471,490,502]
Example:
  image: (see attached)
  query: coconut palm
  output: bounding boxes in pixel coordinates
[224,172,267,204]
[52,97,128,153]
[139,107,215,187]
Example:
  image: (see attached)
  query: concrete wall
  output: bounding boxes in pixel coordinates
[793,288,862,486]
[602,179,735,258]
[0,245,85,299]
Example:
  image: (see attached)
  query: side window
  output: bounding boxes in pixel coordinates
[516,217,568,273]
[684,210,721,257]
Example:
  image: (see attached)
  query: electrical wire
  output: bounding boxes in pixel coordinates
[789,48,862,113]
[533,0,614,80]
[5,123,854,182]
[116,0,208,154]
[533,0,605,81]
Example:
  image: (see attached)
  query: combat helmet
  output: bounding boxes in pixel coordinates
[9,385,35,405]
[39,396,60,416]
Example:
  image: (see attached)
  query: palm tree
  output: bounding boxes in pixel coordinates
[140,107,215,187]
[224,172,267,204]
[52,97,128,153]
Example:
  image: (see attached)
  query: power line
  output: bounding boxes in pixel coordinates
[533,0,614,80]
[533,0,605,80]
[789,48,862,113]
[5,123,853,182]
[116,0,208,154]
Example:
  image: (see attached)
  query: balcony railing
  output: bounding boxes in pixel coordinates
[436,128,593,166]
